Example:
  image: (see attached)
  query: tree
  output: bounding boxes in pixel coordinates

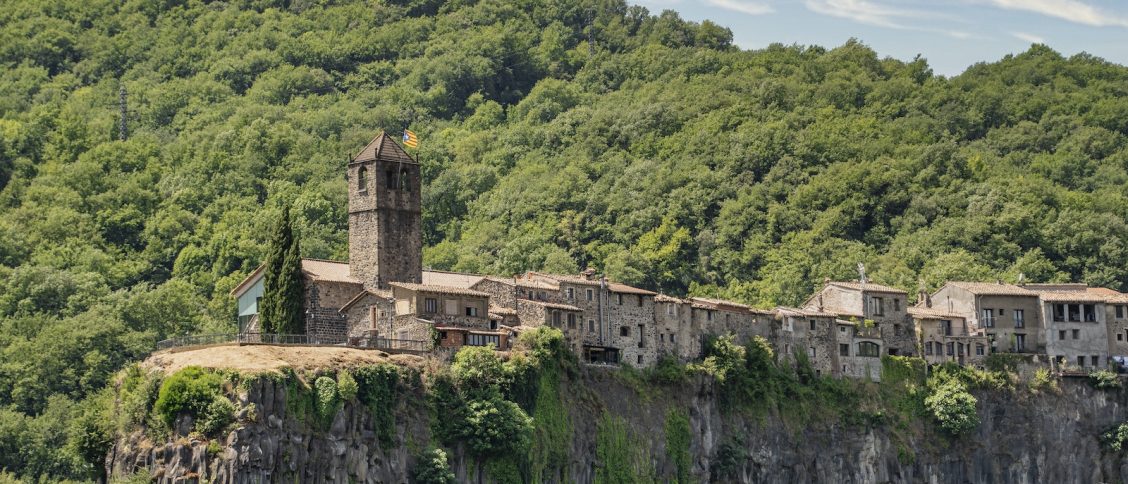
[259,207,305,335]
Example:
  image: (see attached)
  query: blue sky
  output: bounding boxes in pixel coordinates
[632,0,1128,76]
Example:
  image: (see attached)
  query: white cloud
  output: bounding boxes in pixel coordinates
[804,0,925,28]
[704,0,774,15]
[1010,31,1045,43]
[985,0,1128,27]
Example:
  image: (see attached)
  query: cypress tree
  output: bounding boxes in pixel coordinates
[260,206,305,335]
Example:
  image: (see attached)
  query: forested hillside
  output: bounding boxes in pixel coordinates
[2,0,1128,480]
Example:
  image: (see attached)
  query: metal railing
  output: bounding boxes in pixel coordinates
[155,332,429,353]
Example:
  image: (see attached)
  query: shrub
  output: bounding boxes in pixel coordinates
[1029,368,1058,392]
[1102,422,1128,451]
[665,409,692,483]
[354,365,399,447]
[649,355,688,385]
[412,447,455,484]
[924,379,979,435]
[195,396,235,436]
[153,367,224,428]
[455,396,533,457]
[1090,370,1121,390]
[337,370,358,402]
[451,346,505,395]
[314,376,339,421]
[695,334,745,382]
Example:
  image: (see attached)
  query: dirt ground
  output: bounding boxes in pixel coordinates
[142,344,427,374]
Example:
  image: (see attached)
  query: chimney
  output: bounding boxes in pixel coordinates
[582,268,597,280]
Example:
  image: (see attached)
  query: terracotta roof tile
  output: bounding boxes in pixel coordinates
[352,132,417,164]
[774,306,837,318]
[1035,291,1109,303]
[422,270,485,289]
[944,281,1037,296]
[300,259,359,284]
[691,297,751,310]
[608,282,657,296]
[389,282,490,298]
[339,289,393,312]
[526,300,583,312]
[828,281,907,294]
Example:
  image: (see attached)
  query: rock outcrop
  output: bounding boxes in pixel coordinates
[109,368,1128,483]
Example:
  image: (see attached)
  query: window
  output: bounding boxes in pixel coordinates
[385,169,397,189]
[1120,333,1124,342]
[357,166,368,193]
[667,304,674,316]
[810,319,817,331]
[706,311,714,322]
[982,308,995,327]
[617,294,623,305]
[1059,330,1066,340]
[957,343,964,356]
[400,168,410,192]
[999,309,1005,316]
[893,299,900,311]
[894,324,902,336]
[538,291,546,301]
[620,326,630,337]
[1078,356,1085,367]
[1084,304,1096,322]
[976,344,984,356]
[637,355,643,365]
[840,343,850,356]
[839,326,846,333]
[567,313,576,329]
[1072,329,1080,340]
[567,288,574,300]
[637,295,643,307]
[1092,355,1100,367]
[424,298,438,313]
[670,333,676,344]
[1118,305,1125,319]
[1068,304,1081,322]
[870,297,885,316]
[490,320,498,330]
[947,342,954,356]
[809,346,816,358]
[588,320,595,332]
[1013,309,1024,328]
[552,311,561,325]
[660,333,665,342]
[466,334,500,347]
[465,306,479,317]
[1054,304,1066,322]
[857,341,880,357]
[440,331,448,340]
[586,289,594,301]
[941,320,952,336]
[1015,333,1026,352]
[926,342,933,355]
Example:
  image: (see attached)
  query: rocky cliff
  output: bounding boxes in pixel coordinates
[108,362,1128,484]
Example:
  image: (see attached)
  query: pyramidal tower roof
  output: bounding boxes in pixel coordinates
[351,131,417,164]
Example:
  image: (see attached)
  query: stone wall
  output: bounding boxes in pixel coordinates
[606,293,657,367]
[304,281,362,338]
[340,293,395,339]
[775,314,837,377]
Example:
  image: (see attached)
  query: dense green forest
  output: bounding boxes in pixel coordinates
[2,0,1128,480]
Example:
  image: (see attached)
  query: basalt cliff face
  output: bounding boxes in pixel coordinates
[108,369,1128,484]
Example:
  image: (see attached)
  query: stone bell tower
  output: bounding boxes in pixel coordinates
[347,131,422,289]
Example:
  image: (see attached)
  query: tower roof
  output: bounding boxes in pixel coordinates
[351,131,417,164]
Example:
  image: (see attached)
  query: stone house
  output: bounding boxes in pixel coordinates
[1021,284,1110,370]
[834,319,883,381]
[654,295,695,361]
[231,259,373,340]
[1091,288,1128,362]
[802,280,916,356]
[909,305,988,366]
[773,307,838,377]
[930,282,1043,354]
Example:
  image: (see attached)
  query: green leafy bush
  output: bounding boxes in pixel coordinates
[314,376,339,421]
[153,367,224,428]
[1090,370,1121,390]
[196,396,236,436]
[1102,422,1128,451]
[412,447,455,484]
[337,370,358,402]
[924,379,979,435]
[665,409,692,483]
[1029,368,1058,392]
[455,396,533,457]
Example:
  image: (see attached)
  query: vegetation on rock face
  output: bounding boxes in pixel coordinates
[1089,369,1121,390]
[153,366,225,429]
[924,378,979,435]
[664,408,692,484]
[412,446,456,484]
[2,0,1128,479]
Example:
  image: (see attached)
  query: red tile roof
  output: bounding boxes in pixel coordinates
[828,281,907,294]
[390,282,490,297]
[352,132,417,164]
[944,281,1037,296]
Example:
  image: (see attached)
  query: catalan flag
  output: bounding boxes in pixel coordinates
[402,129,419,149]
